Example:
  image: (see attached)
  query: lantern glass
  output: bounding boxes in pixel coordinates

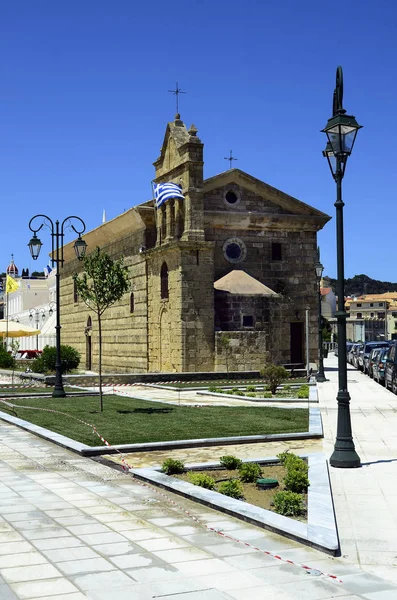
[73,236,87,260]
[28,234,43,260]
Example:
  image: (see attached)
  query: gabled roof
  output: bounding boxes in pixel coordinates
[214,270,278,296]
[203,168,330,220]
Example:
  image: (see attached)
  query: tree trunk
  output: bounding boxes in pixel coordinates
[98,314,103,412]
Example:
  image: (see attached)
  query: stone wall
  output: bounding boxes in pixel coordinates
[214,331,269,372]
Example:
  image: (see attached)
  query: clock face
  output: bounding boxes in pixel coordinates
[223,237,247,263]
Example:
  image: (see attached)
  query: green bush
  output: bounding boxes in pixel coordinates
[161,458,185,474]
[261,364,289,394]
[262,391,273,398]
[219,455,242,470]
[231,387,240,394]
[273,491,304,516]
[208,385,218,392]
[234,390,245,396]
[277,452,308,473]
[297,384,310,399]
[282,384,292,393]
[0,345,15,369]
[246,385,256,392]
[31,344,81,374]
[284,469,309,494]
[238,462,262,482]
[218,479,244,499]
[246,392,256,397]
[188,472,216,490]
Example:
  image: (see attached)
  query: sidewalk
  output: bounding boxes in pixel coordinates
[0,356,396,599]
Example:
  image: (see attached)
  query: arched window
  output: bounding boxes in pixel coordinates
[87,316,92,328]
[130,292,135,313]
[160,262,169,299]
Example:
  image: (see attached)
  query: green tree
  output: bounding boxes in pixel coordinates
[73,247,129,411]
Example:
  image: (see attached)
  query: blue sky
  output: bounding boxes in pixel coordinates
[1,0,396,281]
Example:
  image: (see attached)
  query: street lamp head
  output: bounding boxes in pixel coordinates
[322,142,338,178]
[315,259,324,281]
[28,233,43,260]
[73,236,87,261]
[322,111,362,160]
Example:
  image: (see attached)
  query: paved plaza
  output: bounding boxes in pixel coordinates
[0,355,397,598]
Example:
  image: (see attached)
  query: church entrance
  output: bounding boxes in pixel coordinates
[290,322,303,364]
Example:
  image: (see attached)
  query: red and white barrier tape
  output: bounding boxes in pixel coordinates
[0,398,342,583]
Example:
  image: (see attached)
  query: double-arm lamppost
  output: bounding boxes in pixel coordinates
[322,66,362,468]
[315,248,327,382]
[28,216,87,398]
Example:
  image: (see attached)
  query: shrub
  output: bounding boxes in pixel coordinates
[219,455,242,470]
[277,452,308,473]
[218,479,244,499]
[234,390,245,396]
[283,384,292,393]
[208,385,218,392]
[297,384,310,399]
[262,391,272,398]
[161,459,185,474]
[0,345,15,369]
[284,469,310,494]
[246,392,256,397]
[246,385,256,392]
[31,345,81,374]
[188,472,216,490]
[230,387,240,394]
[261,364,289,395]
[238,462,262,482]
[273,491,304,516]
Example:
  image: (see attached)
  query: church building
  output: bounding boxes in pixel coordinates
[60,114,331,373]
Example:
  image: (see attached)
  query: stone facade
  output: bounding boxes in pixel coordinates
[60,114,330,373]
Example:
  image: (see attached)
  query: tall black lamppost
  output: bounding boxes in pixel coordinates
[28,216,87,398]
[315,248,327,382]
[322,66,362,468]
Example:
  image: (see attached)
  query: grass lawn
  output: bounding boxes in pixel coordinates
[0,395,309,446]
[0,387,75,395]
[160,377,308,389]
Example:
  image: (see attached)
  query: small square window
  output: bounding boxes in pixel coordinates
[242,315,254,327]
[271,243,282,261]
[370,303,374,307]
[356,303,362,307]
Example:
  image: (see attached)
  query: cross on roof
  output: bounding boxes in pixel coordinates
[168,82,186,114]
[224,150,238,170]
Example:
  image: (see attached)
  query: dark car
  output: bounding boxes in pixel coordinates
[368,347,383,378]
[385,342,397,393]
[361,342,389,374]
[373,347,389,385]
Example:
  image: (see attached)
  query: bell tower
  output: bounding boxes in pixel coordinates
[153,114,205,242]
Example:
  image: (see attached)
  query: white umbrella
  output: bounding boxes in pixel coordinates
[0,320,41,338]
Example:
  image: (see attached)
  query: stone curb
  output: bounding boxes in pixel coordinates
[131,452,339,556]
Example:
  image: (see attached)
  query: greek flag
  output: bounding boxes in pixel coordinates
[153,182,184,209]
[43,265,53,277]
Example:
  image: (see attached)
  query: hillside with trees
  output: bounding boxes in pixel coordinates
[326,274,397,297]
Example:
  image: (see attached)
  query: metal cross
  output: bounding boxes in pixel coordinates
[224,150,238,170]
[168,82,186,114]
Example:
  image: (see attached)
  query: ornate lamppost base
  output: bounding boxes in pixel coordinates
[52,387,66,398]
[316,373,328,383]
[330,447,361,468]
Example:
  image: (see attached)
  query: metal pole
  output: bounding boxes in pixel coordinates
[53,220,66,398]
[330,159,360,468]
[305,308,310,379]
[316,282,327,382]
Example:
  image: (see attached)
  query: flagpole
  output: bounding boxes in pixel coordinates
[5,291,8,352]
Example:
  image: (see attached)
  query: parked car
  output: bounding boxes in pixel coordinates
[352,343,364,369]
[368,348,383,378]
[385,342,397,393]
[373,347,389,385]
[361,342,389,374]
[348,343,361,366]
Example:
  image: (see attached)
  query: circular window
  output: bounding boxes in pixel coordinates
[225,191,238,204]
[223,237,247,263]
[224,187,241,207]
